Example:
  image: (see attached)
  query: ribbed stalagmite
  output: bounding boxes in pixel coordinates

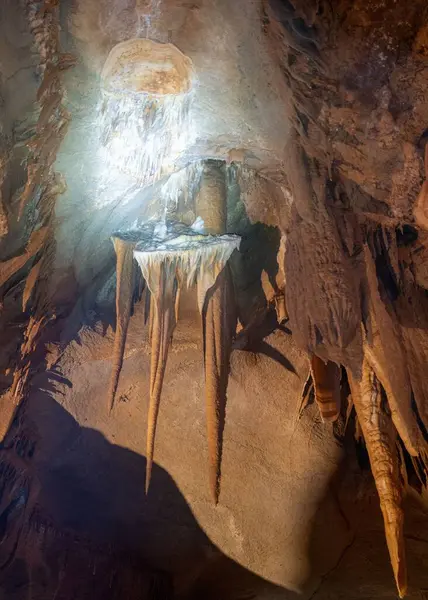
[108,237,138,413]
[348,361,407,598]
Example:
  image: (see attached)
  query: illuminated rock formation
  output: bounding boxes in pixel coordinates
[98,39,194,188]
[101,39,194,97]
[3,0,428,597]
[108,221,239,500]
[195,162,236,504]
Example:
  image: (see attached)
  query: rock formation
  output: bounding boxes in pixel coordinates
[108,219,239,501]
[349,361,407,598]
[108,236,138,413]
[310,356,341,423]
[0,0,428,598]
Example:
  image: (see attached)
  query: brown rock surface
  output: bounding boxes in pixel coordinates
[1,0,428,598]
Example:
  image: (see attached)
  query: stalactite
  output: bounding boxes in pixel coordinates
[145,263,177,494]
[148,293,155,345]
[310,355,341,422]
[414,143,428,230]
[298,370,314,418]
[261,269,288,324]
[108,237,138,413]
[0,1,74,447]
[348,361,407,598]
[284,132,363,367]
[0,313,52,444]
[174,273,182,323]
[201,265,236,503]
[11,316,50,395]
[131,225,239,499]
[18,3,71,223]
[0,147,9,238]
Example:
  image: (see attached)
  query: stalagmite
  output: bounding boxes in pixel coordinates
[108,237,138,413]
[194,162,226,235]
[310,355,341,422]
[348,362,407,598]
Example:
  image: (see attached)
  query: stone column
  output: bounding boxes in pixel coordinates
[195,161,227,235]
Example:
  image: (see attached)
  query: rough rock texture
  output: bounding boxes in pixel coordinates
[262,1,428,595]
[1,0,428,598]
[6,306,428,598]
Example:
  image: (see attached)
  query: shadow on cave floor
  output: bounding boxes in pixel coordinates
[0,380,298,600]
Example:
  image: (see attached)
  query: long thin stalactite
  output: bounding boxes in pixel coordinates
[202,264,235,503]
[108,237,138,413]
[145,264,177,494]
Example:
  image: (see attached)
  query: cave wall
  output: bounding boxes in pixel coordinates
[1,0,428,598]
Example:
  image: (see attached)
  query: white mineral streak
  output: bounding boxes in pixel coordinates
[97,91,193,186]
[133,228,240,312]
[191,216,205,233]
[95,39,195,209]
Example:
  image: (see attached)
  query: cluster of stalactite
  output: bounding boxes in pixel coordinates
[296,217,428,598]
[108,227,239,504]
[265,0,428,596]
